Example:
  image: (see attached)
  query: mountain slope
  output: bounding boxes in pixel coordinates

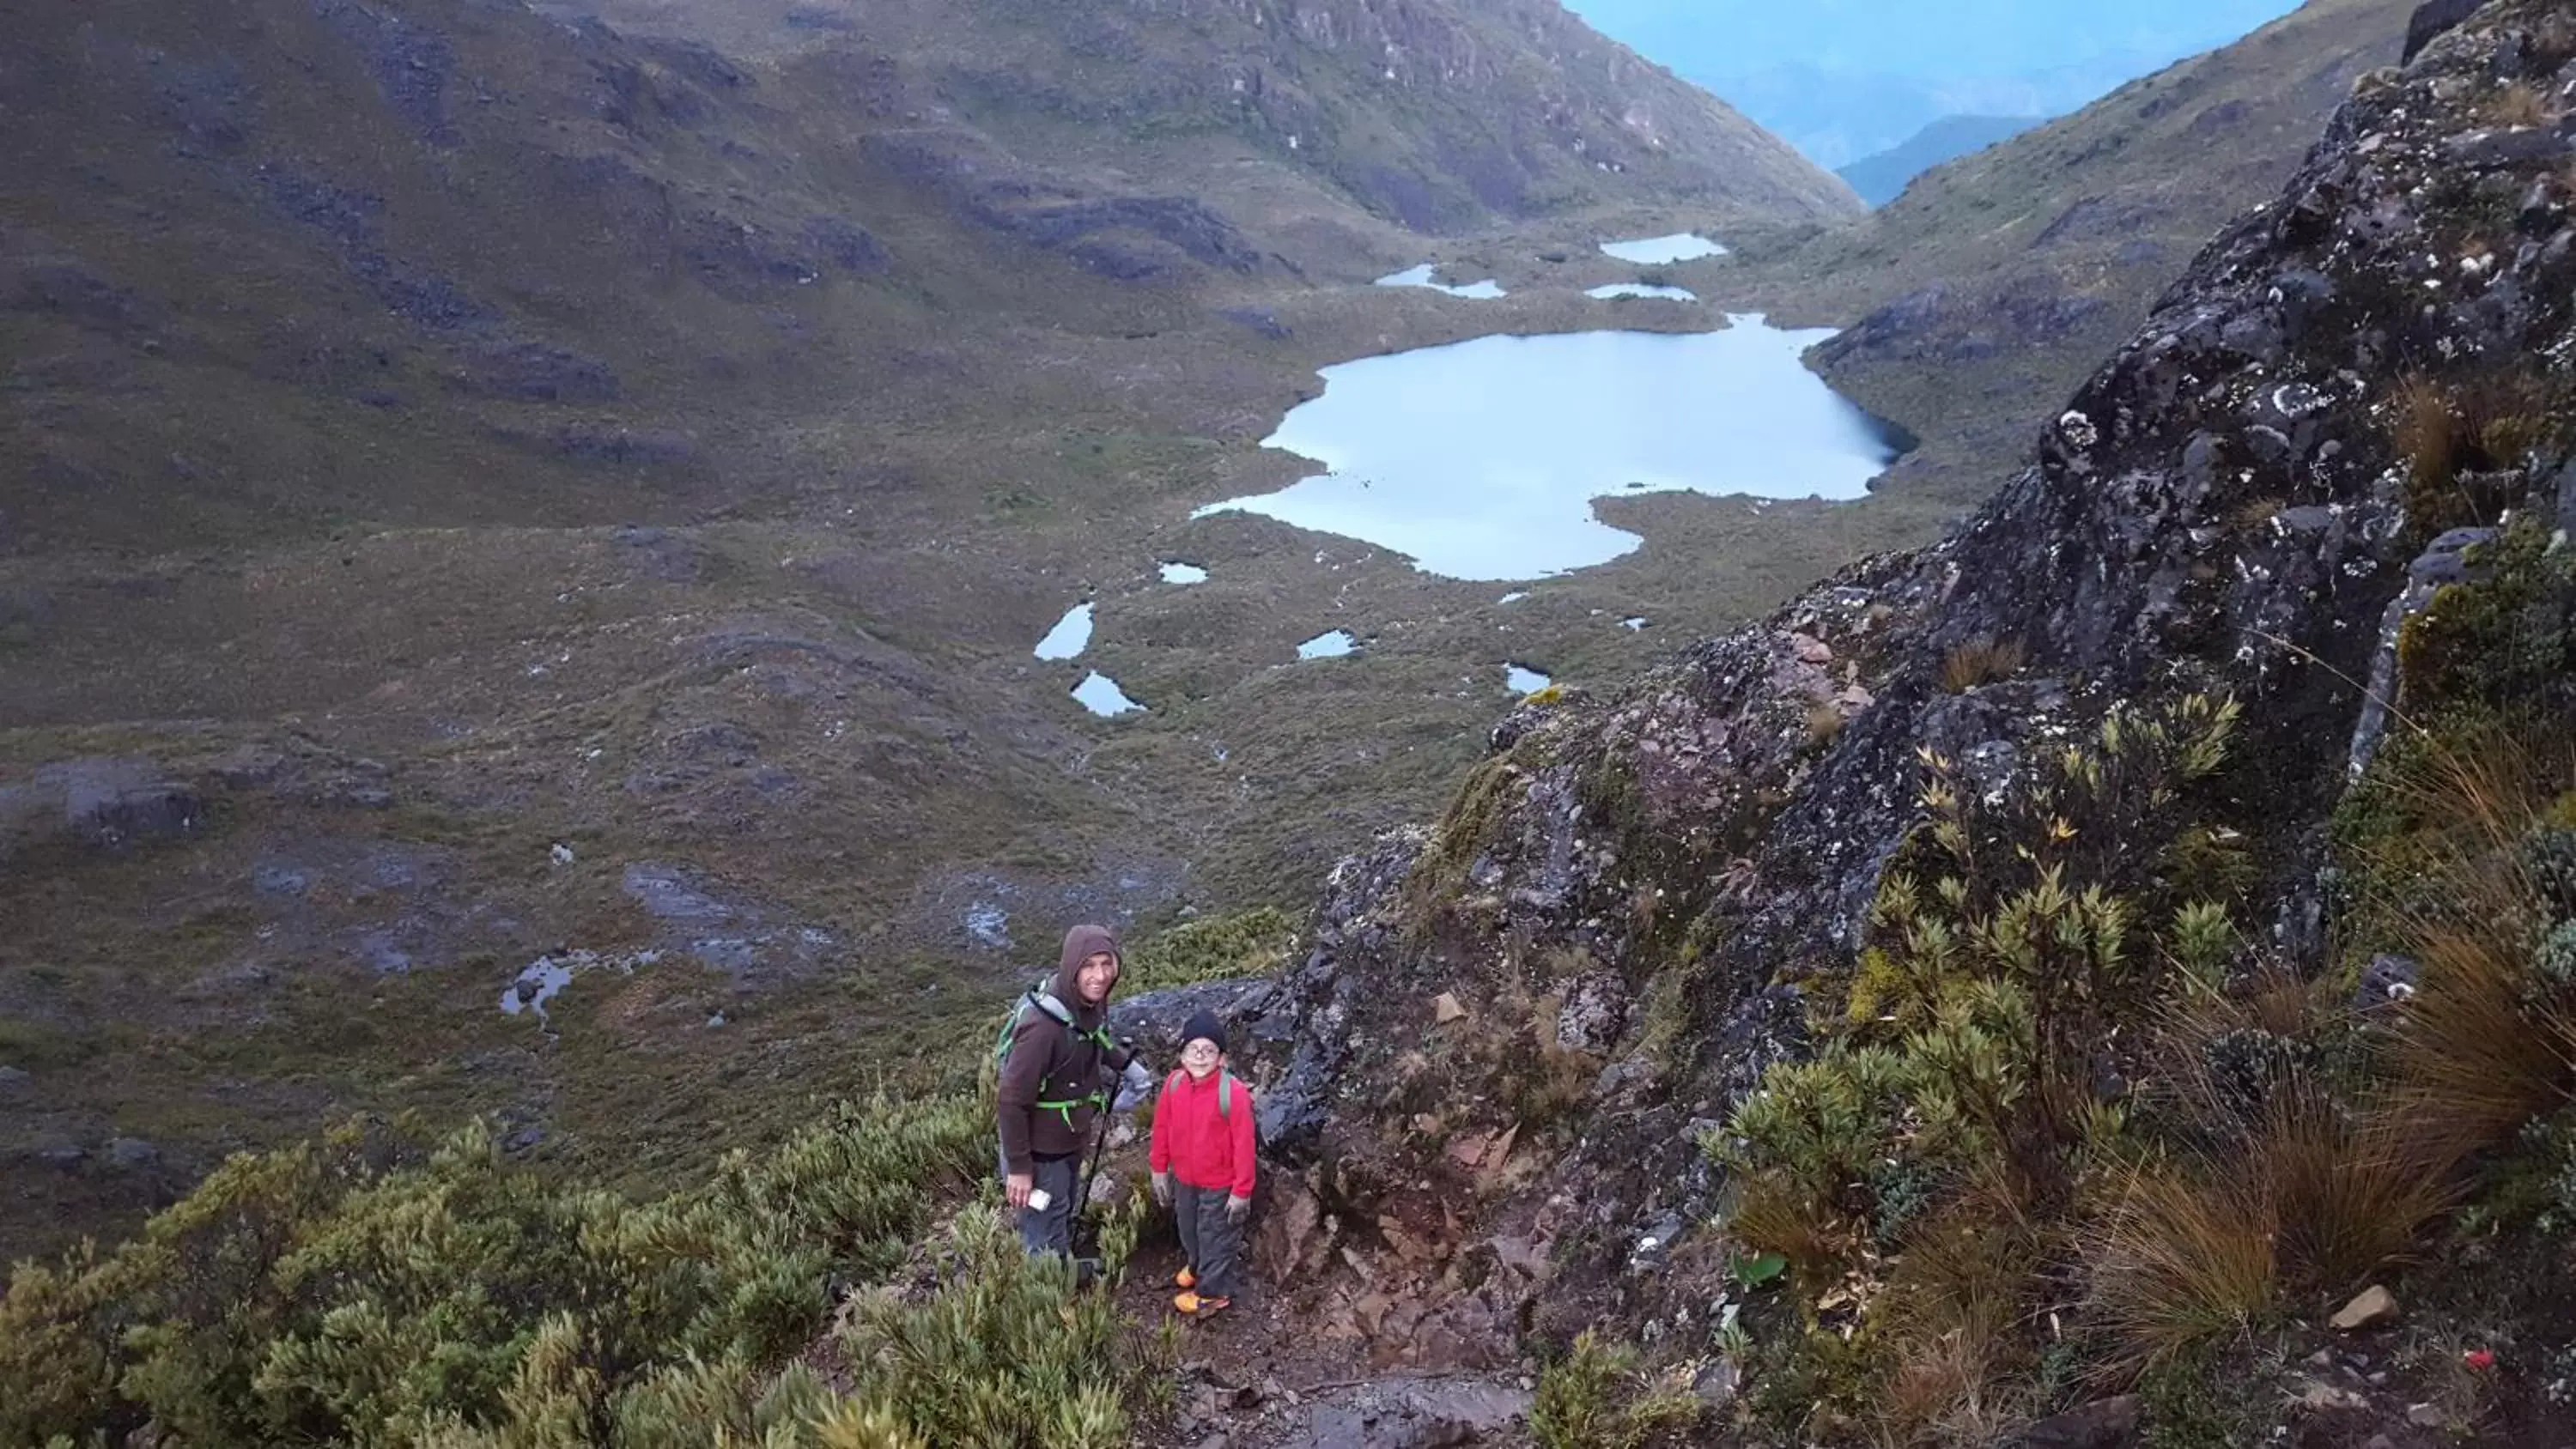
[1835,112,2043,206]
[567,0,1862,233]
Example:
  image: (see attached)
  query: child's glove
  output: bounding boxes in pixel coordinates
[1224,1193,1249,1222]
[1151,1172,1173,1207]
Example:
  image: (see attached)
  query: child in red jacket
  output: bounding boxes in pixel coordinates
[1150,1009,1255,1316]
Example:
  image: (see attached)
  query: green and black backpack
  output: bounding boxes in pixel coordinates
[991,977,1118,1128]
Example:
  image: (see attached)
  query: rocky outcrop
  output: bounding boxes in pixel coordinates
[1230,0,2576,1362]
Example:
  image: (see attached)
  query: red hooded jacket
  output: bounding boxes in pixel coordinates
[1150,1066,1256,1200]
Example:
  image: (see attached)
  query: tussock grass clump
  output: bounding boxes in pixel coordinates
[1530,1331,1703,1449]
[1939,636,2026,694]
[2483,81,2554,130]
[2388,372,2567,537]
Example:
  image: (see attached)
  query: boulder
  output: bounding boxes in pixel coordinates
[2403,0,2482,63]
[2012,1395,2142,1449]
[2331,1284,2400,1331]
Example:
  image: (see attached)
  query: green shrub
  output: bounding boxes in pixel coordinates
[832,1204,1166,1448]
[1529,1331,1701,1449]
[1119,906,1300,991]
[0,1094,991,1445]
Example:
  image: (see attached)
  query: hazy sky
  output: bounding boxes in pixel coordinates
[1559,0,2312,166]
[1560,0,2309,82]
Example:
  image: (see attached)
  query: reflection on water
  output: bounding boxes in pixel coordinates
[1193,318,1903,579]
[1297,629,1358,660]
[1035,603,1092,660]
[1599,233,1728,264]
[1588,282,1698,301]
[1072,671,1145,716]
[1375,264,1506,299]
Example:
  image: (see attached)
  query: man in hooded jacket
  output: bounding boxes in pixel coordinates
[997,923,1128,1258]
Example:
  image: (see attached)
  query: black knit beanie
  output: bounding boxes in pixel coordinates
[1181,1009,1226,1055]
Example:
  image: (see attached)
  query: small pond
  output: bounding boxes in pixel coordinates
[1072,671,1145,717]
[1035,603,1092,660]
[1192,317,1906,579]
[1600,233,1728,264]
[1506,664,1552,694]
[1297,629,1358,660]
[1376,264,1506,299]
[1588,283,1698,301]
[1159,562,1209,585]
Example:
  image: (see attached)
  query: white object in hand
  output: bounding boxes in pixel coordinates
[1025,1188,1052,1212]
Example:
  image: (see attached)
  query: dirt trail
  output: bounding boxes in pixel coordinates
[1120,1234,1535,1449]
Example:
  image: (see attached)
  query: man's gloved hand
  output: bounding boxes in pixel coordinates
[1112,1041,1155,1113]
[1224,1193,1250,1223]
[1151,1172,1173,1208]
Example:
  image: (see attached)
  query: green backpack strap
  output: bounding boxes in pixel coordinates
[1161,1069,1236,1119]
[993,981,1078,1067]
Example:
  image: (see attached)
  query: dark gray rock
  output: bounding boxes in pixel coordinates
[1278,1379,1528,1449]
[614,524,708,583]
[2357,953,2420,1009]
[2442,128,2575,170]
[0,1065,29,1091]
[2409,525,2500,585]
[456,341,619,403]
[106,1137,161,1171]
[2404,0,2482,63]
[544,427,700,469]
[1109,979,1277,1065]
[1219,307,1292,340]
[313,0,459,146]
[2011,1395,2142,1449]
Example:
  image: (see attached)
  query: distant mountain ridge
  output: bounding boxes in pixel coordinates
[1835,113,2044,206]
[567,0,1863,232]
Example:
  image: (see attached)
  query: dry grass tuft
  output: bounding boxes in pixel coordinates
[2087,1162,2278,1374]
[1805,700,1849,748]
[1875,1191,2049,1445]
[2394,374,2464,492]
[2390,372,2569,533]
[1941,637,2026,694]
[2366,729,2576,1139]
[2484,82,2553,130]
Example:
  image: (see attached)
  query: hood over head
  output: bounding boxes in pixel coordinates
[1054,923,1122,1016]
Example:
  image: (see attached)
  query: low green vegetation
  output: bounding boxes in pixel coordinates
[1529,1331,1703,1449]
[0,1088,1188,1446]
[1117,906,1300,992]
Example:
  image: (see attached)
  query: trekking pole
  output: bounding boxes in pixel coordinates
[1072,1038,1145,1264]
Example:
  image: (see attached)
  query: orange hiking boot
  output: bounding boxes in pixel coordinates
[1175,1266,1196,1290]
[1173,1290,1230,1316]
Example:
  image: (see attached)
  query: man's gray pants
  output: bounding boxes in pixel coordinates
[1175,1183,1244,1300]
[1012,1154,1080,1258]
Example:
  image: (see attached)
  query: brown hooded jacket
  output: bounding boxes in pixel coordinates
[996,924,1121,1175]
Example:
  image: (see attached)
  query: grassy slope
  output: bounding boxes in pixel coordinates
[0,0,1859,1267]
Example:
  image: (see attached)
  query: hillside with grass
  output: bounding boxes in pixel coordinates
[15,1,2576,1445]
[0,0,1864,1276]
